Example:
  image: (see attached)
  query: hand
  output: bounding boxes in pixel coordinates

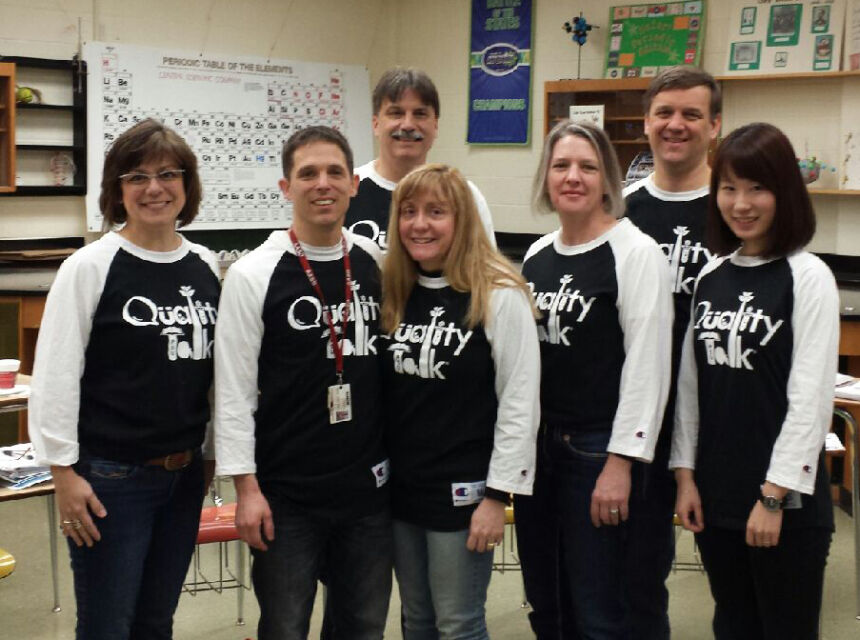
[590,454,631,528]
[746,501,783,547]
[674,468,704,533]
[51,465,107,548]
[202,460,216,499]
[234,474,274,551]
[466,497,506,553]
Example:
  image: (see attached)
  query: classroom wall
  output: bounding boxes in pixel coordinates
[0,0,856,253]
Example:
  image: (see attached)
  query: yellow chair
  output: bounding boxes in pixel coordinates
[0,547,15,579]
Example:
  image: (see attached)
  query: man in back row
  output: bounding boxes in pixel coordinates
[623,65,722,639]
[345,66,496,249]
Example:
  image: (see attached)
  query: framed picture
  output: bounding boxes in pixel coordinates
[768,4,802,46]
[729,41,761,70]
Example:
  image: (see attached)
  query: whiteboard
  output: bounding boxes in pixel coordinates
[83,42,373,232]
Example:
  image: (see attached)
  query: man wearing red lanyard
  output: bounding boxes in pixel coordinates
[214,126,392,640]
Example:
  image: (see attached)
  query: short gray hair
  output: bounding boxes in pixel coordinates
[532,120,625,219]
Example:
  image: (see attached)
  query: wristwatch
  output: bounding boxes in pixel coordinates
[759,493,784,512]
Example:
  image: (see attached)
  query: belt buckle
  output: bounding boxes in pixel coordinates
[163,451,191,471]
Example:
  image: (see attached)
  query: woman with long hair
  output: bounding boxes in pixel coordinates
[28,119,220,639]
[672,122,838,639]
[514,121,672,638]
[381,163,540,639]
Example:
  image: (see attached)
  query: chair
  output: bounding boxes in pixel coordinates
[183,481,249,625]
[671,514,704,573]
[491,504,529,608]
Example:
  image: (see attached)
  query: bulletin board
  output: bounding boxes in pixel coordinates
[723,0,846,74]
[604,2,706,79]
[83,42,373,232]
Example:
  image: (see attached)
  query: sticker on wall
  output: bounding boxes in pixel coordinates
[768,4,803,46]
[815,34,834,69]
[811,4,831,33]
[729,41,761,71]
[740,7,757,35]
[774,51,789,67]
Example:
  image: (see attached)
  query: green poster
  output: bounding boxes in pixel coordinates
[604,2,706,79]
[811,5,830,33]
[768,4,802,47]
[729,41,761,71]
[739,7,756,35]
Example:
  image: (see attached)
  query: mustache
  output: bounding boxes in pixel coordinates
[391,129,425,142]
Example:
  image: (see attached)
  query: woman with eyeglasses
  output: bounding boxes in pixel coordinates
[28,118,220,640]
[672,123,838,639]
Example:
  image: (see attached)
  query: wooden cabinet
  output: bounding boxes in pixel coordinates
[0,295,46,442]
[0,62,14,192]
[544,78,651,177]
[0,56,87,197]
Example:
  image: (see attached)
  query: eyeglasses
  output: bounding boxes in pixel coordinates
[118,169,185,186]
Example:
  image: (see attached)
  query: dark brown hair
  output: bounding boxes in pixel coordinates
[281,125,353,178]
[707,122,815,257]
[99,119,201,229]
[643,66,721,120]
[372,67,440,118]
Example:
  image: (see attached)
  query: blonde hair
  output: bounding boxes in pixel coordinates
[382,164,534,332]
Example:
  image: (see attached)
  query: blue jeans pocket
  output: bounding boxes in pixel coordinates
[86,458,140,480]
[557,430,610,464]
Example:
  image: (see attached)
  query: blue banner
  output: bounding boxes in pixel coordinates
[467,0,533,145]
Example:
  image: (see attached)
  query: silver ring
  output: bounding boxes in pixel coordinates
[609,508,619,515]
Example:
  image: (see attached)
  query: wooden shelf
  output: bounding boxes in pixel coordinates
[809,188,860,197]
[17,143,83,151]
[716,70,860,82]
[15,102,77,112]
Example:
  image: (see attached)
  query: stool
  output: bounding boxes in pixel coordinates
[0,547,15,579]
[183,501,249,625]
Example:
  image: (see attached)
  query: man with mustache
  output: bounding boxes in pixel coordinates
[344,67,496,250]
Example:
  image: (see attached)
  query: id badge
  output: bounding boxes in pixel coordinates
[328,383,352,424]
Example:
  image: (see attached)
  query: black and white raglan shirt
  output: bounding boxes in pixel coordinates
[381,275,540,530]
[670,251,839,531]
[522,218,672,461]
[624,174,712,458]
[29,232,220,466]
[214,229,389,519]
[344,160,497,251]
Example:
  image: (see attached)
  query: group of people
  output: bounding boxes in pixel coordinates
[26,64,838,640]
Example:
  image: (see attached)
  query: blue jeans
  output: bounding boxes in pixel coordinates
[68,452,204,640]
[515,426,635,640]
[250,497,392,640]
[392,520,494,640]
[623,457,676,640]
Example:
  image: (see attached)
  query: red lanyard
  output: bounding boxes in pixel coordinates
[288,228,352,383]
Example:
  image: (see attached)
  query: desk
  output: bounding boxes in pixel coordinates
[0,482,60,612]
[833,399,860,620]
[0,373,60,612]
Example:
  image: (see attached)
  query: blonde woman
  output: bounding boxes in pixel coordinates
[381,164,540,639]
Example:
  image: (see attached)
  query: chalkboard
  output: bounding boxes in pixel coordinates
[604,1,706,79]
[83,42,373,232]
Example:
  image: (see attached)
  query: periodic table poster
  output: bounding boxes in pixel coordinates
[83,42,373,232]
[604,2,706,79]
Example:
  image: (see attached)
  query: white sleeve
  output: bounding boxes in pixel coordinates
[766,255,840,494]
[468,181,497,249]
[213,260,267,476]
[670,319,699,470]
[608,242,673,462]
[484,286,540,495]
[28,249,109,466]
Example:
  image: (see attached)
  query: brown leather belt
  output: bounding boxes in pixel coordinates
[144,449,193,471]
